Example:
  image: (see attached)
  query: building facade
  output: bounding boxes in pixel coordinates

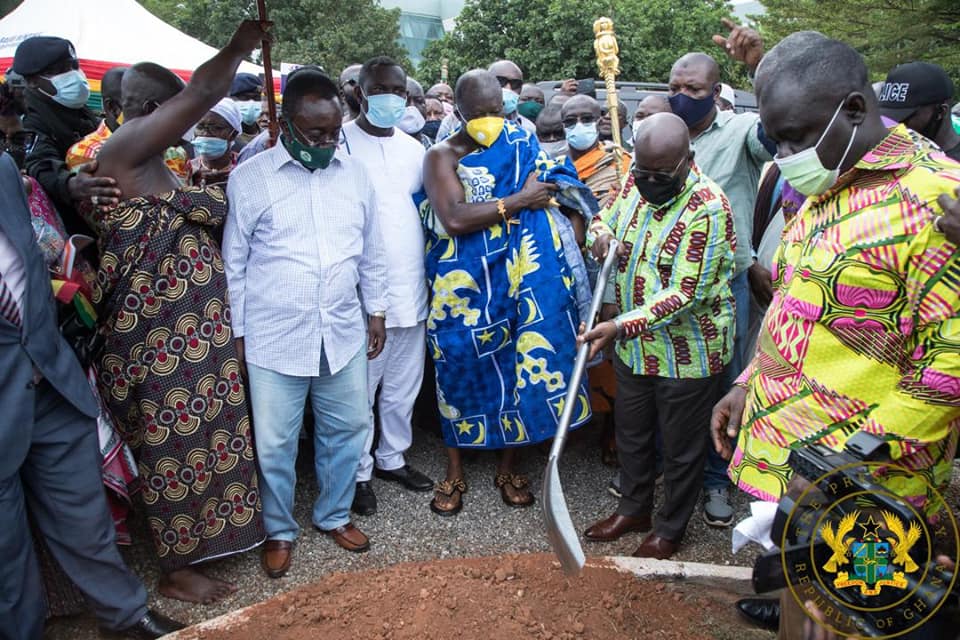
[379,0,464,67]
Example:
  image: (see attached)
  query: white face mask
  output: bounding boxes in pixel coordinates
[397,105,426,135]
[774,99,858,197]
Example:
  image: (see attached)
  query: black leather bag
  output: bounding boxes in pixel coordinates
[58,306,104,369]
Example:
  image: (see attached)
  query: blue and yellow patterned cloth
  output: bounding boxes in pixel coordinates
[416,121,594,449]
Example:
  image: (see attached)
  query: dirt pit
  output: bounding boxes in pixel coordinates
[177,553,770,640]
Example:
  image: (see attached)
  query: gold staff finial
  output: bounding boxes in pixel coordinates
[593,17,623,161]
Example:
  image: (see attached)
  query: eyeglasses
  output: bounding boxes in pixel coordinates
[194,122,233,137]
[561,114,596,128]
[496,76,523,92]
[631,156,687,184]
[0,131,36,153]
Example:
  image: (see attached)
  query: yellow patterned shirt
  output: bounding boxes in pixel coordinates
[65,119,191,183]
[729,126,960,515]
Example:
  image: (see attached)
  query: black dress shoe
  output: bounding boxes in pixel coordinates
[736,597,780,631]
[117,609,186,639]
[375,464,434,492]
[351,481,377,516]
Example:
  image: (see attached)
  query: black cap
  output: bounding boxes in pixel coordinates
[230,73,262,97]
[12,36,78,76]
[878,61,954,122]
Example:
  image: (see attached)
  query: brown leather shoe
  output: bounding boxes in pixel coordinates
[261,539,293,578]
[584,513,652,542]
[632,533,678,559]
[320,522,370,553]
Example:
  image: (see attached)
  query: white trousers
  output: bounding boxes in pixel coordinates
[356,322,426,482]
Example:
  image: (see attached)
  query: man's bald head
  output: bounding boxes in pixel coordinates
[561,94,601,121]
[101,67,127,103]
[633,112,690,169]
[488,60,523,82]
[339,64,361,87]
[536,104,564,142]
[671,53,720,86]
[121,62,184,120]
[634,95,671,122]
[455,69,503,120]
[427,82,454,104]
[755,31,869,107]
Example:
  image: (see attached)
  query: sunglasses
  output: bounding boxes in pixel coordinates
[631,155,687,184]
[496,76,523,92]
[561,114,597,128]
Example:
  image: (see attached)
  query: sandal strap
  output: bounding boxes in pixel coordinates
[495,473,529,489]
[434,478,467,496]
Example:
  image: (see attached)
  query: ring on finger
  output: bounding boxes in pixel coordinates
[91,194,99,205]
[933,215,944,233]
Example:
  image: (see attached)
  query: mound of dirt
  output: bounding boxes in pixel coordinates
[179,553,764,640]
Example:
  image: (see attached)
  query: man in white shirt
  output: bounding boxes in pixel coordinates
[341,57,433,516]
[223,67,389,578]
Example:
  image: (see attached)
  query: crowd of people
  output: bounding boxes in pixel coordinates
[1,14,958,640]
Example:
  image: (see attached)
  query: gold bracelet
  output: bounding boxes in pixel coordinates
[497,198,512,234]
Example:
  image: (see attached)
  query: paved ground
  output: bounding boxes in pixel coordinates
[42,420,960,638]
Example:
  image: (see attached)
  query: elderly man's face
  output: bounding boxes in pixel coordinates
[758,80,860,170]
[425,98,445,121]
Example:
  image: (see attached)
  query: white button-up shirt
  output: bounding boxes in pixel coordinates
[341,120,426,329]
[224,143,389,377]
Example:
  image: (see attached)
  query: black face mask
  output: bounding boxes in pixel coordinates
[421,120,441,140]
[917,107,944,141]
[634,174,686,206]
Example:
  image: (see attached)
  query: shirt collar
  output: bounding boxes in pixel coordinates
[696,108,733,137]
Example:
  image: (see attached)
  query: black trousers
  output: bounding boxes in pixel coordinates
[0,381,147,640]
[613,357,726,541]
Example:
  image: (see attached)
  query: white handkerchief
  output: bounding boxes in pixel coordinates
[731,500,780,554]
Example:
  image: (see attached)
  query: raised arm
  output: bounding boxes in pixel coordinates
[422,142,556,237]
[100,20,271,170]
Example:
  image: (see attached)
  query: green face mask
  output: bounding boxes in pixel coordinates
[282,118,335,170]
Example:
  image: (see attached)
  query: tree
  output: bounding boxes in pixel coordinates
[756,0,960,83]
[417,0,746,87]
[138,0,411,75]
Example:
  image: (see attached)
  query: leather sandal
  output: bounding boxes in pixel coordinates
[430,478,467,517]
[495,472,535,508]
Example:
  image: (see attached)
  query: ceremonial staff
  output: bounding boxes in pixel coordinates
[593,17,622,177]
[256,0,278,147]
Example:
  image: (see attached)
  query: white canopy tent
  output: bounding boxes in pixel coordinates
[0,0,270,106]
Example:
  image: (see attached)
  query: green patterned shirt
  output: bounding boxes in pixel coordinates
[590,166,737,379]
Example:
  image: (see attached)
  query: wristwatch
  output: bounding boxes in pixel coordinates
[370,311,387,319]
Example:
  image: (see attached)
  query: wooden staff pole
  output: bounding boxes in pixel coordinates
[257,0,278,148]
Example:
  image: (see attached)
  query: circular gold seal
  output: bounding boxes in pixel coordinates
[780,460,958,638]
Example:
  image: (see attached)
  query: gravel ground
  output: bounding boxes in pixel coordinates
[42,419,960,639]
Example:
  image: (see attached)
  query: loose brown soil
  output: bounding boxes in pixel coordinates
[179,553,768,640]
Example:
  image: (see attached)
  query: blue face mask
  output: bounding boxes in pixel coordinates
[363,92,407,129]
[564,122,599,151]
[502,88,519,116]
[668,89,717,127]
[41,68,90,109]
[236,100,261,126]
[192,136,230,159]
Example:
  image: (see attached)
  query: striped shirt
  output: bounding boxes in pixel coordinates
[590,165,736,379]
[223,143,389,377]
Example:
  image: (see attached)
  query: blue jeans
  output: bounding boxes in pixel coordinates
[247,347,368,541]
[703,270,750,491]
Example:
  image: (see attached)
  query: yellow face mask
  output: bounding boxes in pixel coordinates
[464,116,504,147]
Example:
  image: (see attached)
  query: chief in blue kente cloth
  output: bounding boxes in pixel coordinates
[418,69,596,516]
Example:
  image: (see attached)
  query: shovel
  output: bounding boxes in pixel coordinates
[542,239,620,575]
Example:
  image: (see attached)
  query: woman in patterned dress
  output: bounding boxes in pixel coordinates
[90,21,271,605]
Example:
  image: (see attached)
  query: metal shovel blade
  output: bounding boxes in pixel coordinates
[542,240,619,576]
[543,447,586,574]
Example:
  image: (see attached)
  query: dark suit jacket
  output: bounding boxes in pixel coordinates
[0,153,98,480]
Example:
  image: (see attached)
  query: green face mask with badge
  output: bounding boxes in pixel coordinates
[281,117,335,170]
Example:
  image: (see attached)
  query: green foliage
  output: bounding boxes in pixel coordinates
[138,0,411,76]
[756,0,960,83]
[417,0,746,87]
